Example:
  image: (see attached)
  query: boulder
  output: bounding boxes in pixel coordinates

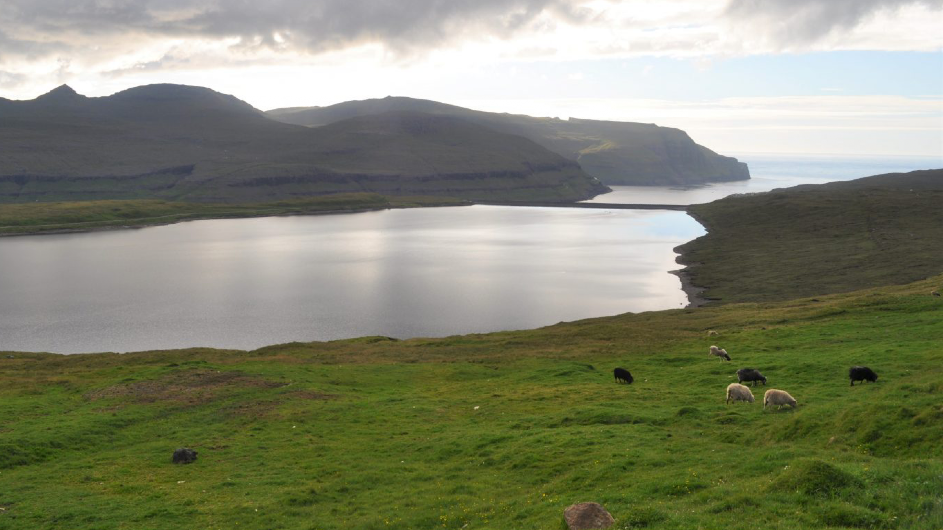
[564,502,614,530]
[172,447,198,464]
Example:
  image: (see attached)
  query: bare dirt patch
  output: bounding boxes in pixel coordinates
[84,369,286,405]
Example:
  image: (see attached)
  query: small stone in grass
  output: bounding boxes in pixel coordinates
[172,447,198,464]
[564,502,614,530]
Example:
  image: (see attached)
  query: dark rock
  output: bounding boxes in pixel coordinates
[564,502,614,530]
[172,447,198,464]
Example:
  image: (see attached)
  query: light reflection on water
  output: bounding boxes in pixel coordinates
[0,205,704,354]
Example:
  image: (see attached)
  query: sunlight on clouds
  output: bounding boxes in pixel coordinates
[1,0,939,156]
[455,95,943,156]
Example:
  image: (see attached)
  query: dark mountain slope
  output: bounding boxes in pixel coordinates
[267,96,750,186]
[0,85,606,203]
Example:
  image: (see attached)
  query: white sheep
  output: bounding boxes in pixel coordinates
[726,383,755,404]
[709,345,731,361]
[707,330,719,337]
[763,389,797,410]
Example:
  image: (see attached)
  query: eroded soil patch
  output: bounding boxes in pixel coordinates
[84,369,285,405]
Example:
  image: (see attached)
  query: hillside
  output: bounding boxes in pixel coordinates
[267,96,750,186]
[0,85,607,203]
[0,274,940,529]
[677,169,943,304]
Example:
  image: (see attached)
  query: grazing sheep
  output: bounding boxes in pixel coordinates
[726,383,755,404]
[707,330,719,337]
[613,367,633,384]
[736,368,767,387]
[709,345,731,361]
[763,389,797,410]
[849,366,878,386]
[932,290,940,297]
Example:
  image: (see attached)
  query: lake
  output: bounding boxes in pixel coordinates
[0,206,703,354]
[3,153,938,354]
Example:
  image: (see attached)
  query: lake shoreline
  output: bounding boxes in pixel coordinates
[669,268,708,308]
[0,193,475,238]
[671,207,711,308]
[0,206,396,238]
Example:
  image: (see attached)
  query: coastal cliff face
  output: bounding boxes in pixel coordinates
[267,97,751,186]
[0,85,608,203]
[565,121,749,185]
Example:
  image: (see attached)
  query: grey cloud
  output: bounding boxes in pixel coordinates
[725,0,940,46]
[0,0,583,63]
[0,28,69,62]
[0,70,28,89]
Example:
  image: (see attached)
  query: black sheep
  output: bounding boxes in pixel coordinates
[736,368,767,387]
[849,366,878,386]
[613,367,633,384]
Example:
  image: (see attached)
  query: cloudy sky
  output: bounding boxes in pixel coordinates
[1,0,941,156]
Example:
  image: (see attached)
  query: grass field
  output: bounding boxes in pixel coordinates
[2,274,941,529]
[0,194,466,236]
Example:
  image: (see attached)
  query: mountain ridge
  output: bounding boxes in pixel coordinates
[0,85,607,203]
[267,96,750,186]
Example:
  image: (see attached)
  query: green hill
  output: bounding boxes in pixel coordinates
[0,85,607,203]
[677,168,943,304]
[267,96,750,186]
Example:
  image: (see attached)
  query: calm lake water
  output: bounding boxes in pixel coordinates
[3,154,938,354]
[586,154,943,204]
[0,206,703,354]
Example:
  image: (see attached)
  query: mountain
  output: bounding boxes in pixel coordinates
[0,85,607,203]
[267,96,750,186]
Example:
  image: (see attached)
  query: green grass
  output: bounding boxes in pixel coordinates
[1,274,941,529]
[0,194,466,236]
[678,169,943,304]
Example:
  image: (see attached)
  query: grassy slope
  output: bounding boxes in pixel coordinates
[1,276,941,529]
[678,169,943,304]
[0,194,466,236]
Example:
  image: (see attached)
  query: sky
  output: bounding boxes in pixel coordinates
[1,0,942,157]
